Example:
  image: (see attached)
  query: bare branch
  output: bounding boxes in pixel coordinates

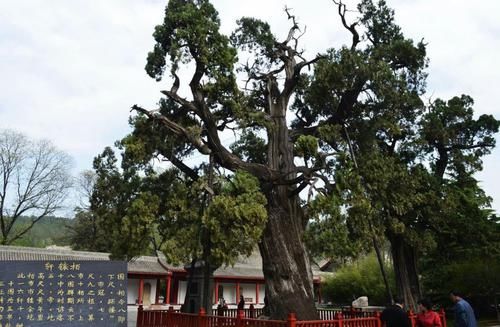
[333,0,360,50]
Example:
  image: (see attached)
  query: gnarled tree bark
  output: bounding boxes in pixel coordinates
[388,233,422,310]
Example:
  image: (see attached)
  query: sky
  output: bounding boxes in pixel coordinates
[0,0,499,214]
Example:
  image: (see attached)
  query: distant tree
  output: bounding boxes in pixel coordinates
[70,147,159,257]
[322,94,499,310]
[322,253,395,306]
[70,143,267,310]
[0,129,73,245]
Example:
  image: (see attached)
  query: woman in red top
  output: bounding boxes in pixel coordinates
[417,299,442,327]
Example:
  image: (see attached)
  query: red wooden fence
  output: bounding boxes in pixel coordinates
[136,306,446,327]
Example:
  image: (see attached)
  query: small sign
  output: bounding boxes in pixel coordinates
[0,260,127,326]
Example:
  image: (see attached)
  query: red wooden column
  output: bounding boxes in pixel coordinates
[165,273,172,304]
[155,278,160,304]
[214,280,219,303]
[287,313,297,327]
[138,278,144,305]
[236,282,240,304]
[255,283,259,304]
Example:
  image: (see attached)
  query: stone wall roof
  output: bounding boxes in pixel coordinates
[0,245,332,280]
[0,245,168,275]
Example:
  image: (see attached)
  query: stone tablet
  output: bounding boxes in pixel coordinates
[0,260,127,326]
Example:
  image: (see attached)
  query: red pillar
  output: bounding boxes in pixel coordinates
[375,311,382,327]
[166,273,172,304]
[198,308,207,327]
[214,280,219,303]
[138,278,144,305]
[338,312,344,327]
[236,309,244,327]
[255,283,259,304]
[236,282,240,304]
[287,313,297,327]
[155,278,160,304]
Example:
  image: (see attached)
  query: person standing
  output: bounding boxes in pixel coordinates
[237,295,245,310]
[380,297,411,327]
[449,291,477,327]
[417,299,442,327]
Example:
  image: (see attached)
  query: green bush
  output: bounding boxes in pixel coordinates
[322,253,395,306]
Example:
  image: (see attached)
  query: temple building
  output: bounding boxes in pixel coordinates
[0,245,328,309]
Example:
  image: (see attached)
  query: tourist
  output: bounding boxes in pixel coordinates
[417,299,442,327]
[449,291,477,327]
[380,297,410,327]
[237,295,245,310]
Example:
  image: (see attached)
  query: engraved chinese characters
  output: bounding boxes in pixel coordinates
[0,261,127,326]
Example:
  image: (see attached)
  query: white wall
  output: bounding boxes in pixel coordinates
[127,278,157,306]
[240,283,256,304]
[178,281,187,304]
[219,282,236,304]
[258,284,265,304]
[128,279,139,305]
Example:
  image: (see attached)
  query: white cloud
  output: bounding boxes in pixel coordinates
[0,0,499,212]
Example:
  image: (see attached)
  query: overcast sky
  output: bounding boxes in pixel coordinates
[1,0,499,214]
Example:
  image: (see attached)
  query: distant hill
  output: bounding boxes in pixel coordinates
[9,216,75,248]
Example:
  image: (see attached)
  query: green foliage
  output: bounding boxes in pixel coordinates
[292,0,499,306]
[70,147,159,260]
[108,0,500,312]
[71,144,267,267]
[306,194,370,260]
[9,216,74,248]
[204,171,267,265]
[423,259,500,299]
[322,253,395,305]
[230,131,267,164]
[295,135,318,161]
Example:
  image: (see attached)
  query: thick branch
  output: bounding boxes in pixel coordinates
[131,105,212,155]
[163,154,200,181]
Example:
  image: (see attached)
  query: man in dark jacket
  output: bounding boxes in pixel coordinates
[450,291,477,327]
[381,297,410,327]
[237,295,245,310]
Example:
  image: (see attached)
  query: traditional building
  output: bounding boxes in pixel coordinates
[0,245,328,309]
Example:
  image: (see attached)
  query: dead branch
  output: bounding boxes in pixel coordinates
[333,0,360,50]
[131,104,212,155]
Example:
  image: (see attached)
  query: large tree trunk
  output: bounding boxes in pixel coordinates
[388,233,422,310]
[258,81,318,320]
[258,193,317,320]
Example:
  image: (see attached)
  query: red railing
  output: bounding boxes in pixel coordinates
[211,307,264,318]
[136,306,446,327]
[317,308,377,320]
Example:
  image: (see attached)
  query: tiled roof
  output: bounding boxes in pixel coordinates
[0,245,109,261]
[0,245,168,275]
[0,246,332,280]
[128,256,168,275]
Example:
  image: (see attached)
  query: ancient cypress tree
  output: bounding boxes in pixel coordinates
[131,0,329,319]
[125,0,499,316]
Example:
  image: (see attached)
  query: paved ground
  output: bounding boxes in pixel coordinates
[127,306,137,327]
